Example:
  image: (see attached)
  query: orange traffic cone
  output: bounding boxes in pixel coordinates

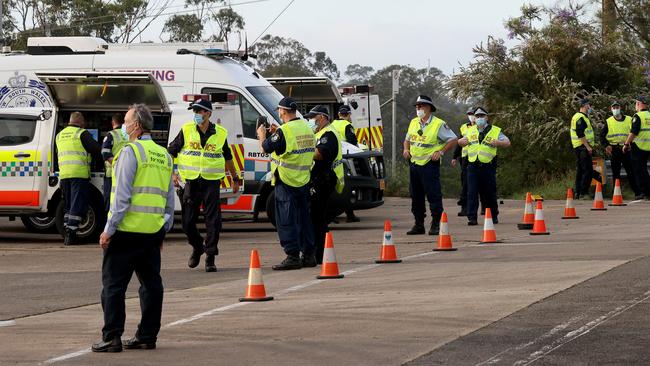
[562,188,579,219]
[609,179,626,206]
[517,192,535,230]
[434,212,457,251]
[239,249,274,302]
[591,182,607,211]
[530,200,550,235]
[480,208,497,243]
[376,220,402,263]
[317,233,344,279]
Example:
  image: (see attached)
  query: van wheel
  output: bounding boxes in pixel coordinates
[55,198,105,243]
[265,190,276,228]
[20,214,57,233]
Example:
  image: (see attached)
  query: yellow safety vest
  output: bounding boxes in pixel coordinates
[634,110,650,151]
[407,116,445,165]
[105,129,128,178]
[177,122,227,181]
[459,122,472,158]
[315,125,345,194]
[570,112,594,148]
[467,124,501,163]
[605,116,632,145]
[109,140,172,234]
[55,125,91,179]
[271,119,315,187]
[331,119,352,143]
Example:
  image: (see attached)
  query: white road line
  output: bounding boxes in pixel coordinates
[513,290,650,366]
[43,250,438,364]
[468,242,571,247]
[0,320,16,327]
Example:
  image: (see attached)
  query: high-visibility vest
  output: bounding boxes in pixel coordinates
[605,115,632,145]
[176,122,227,181]
[55,125,91,179]
[459,122,473,158]
[315,125,345,193]
[271,119,315,187]
[466,124,501,163]
[331,119,353,143]
[634,110,650,151]
[406,116,445,165]
[109,140,172,234]
[570,112,594,148]
[104,129,128,178]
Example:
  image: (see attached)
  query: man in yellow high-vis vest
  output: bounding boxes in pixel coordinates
[331,105,360,222]
[599,101,640,199]
[55,111,102,245]
[304,105,345,265]
[258,97,315,270]
[168,99,240,273]
[458,107,510,225]
[570,98,600,200]
[451,107,477,217]
[623,95,650,199]
[403,95,458,235]
[101,113,128,213]
[94,104,174,353]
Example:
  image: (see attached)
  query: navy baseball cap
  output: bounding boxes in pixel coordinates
[466,107,475,115]
[338,105,351,115]
[277,97,298,110]
[304,105,330,119]
[635,95,648,104]
[610,100,621,107]
[188,99,212,111]
[414,95,436,112]
[578,98,590,106]
[474,107,489,116]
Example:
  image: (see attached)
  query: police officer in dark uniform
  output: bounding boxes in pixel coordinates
[101,113,127,213]
[258,97,316,270]
[599,101,640,198]
[332,105,360,222]
[570,99,600,200]
[304,105,344,264]
[623,95,650,199]
[452,107,476,216]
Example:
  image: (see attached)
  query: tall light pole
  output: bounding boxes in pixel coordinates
[391,69,400,178]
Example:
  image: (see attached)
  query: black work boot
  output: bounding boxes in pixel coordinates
[92,338,122,353]
[301,254,317,268]
[188,249,202,269]
[272,255,302,270]
[123,336,156,350]
[64,229,78,246]
[429,219,440,236]
[406,223,425,235]
[205,254,217,272]
[457,209,467,217]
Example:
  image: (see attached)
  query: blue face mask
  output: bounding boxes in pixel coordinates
[194,113,204,125]
[587,107,594,115]
[476,117,488,128]
[120,123,129,138]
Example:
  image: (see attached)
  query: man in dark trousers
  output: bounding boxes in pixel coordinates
[600,101,640,198]
[570,99,599,199]
[331,105,360,222]
[623,96,650,199]
[55,111,102,245]
[168,99,240,272]
[93,104,174,353]
[305,105,345,264]
[101,113,128,213]
[451,107,476,216]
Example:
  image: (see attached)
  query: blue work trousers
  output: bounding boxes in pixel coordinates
[409,161,443,225]
[61,178,89,233]
[467,162,498,222]
[274,182,315,257]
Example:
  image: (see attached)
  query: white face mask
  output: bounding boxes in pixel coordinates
[612,108,621,117]
[467,115,474,123]
[307,118,318,132]
[416,109,426,118]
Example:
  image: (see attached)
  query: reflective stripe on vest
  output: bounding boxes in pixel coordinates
[105,129,128,178]
[407,116,445,165]
[177,122,227,180]
[466,125,501,163]
[109,140,172,234]
[605,116,632,145]
[271,119,315,187]
[315,125,345,193]
[634,111,650,151]
[331,119,352,143]
[55,126,90,179]
[570,112,594,148]
[460,123,472,158]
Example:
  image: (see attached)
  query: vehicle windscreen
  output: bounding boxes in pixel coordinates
[0,117,37,146]
[246,86,283,124]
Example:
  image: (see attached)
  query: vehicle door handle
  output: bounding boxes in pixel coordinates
[236,134,243,138]
[14,153,31,158]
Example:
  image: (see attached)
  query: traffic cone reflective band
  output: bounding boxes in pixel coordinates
[609,179,627,206]
[591,182,607,211]
[376,220,402,263]
[517,192,535,230]
[239,249,274,302]
[480,208,497,243]
[434,212,457,251]
[317,233,344,279]
[530,201,550,235]
[562,188,579,219]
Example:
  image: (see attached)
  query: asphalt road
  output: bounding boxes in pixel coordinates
[0,197,649,365]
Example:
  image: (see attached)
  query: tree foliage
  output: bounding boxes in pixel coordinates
[162,0,244,47]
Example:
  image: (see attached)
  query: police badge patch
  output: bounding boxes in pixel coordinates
[271,133,280,142]
[320,136,328,144]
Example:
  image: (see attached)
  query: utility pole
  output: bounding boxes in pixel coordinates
[391,69,400,178]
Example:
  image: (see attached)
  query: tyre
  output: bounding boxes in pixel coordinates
[20,214,57,233]
[55,197,105,243]
[265,189,276,228]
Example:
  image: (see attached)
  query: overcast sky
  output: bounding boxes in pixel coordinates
[143,0,570,77]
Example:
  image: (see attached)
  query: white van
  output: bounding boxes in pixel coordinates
[0,37,384,241]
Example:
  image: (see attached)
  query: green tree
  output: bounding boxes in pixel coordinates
[162,14,203,42]
[211,7,245,46]
[343,64,374,85]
